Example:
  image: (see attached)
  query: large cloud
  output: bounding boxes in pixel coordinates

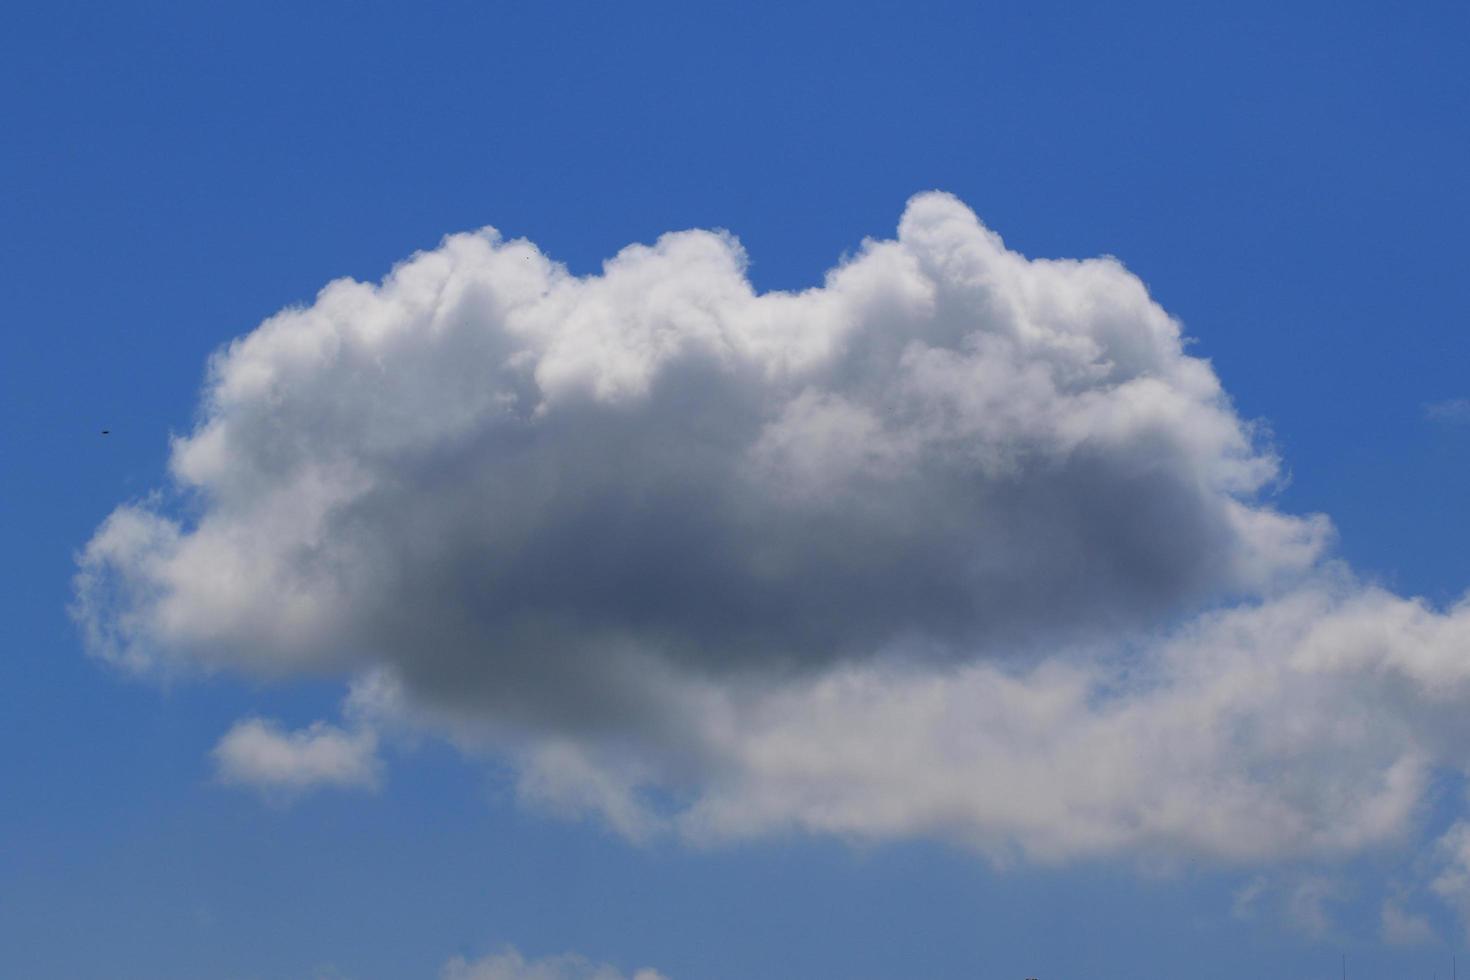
[72,193,1470,905]
[74,192,1325,730]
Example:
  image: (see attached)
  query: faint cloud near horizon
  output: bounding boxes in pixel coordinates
[1425,398,1470,424]
[441,947,668,980]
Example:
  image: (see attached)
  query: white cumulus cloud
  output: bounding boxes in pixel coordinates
[71,192,1470,908]
[73,191,1326,711]
[213,717,381,797]
[1381,897,1435,945]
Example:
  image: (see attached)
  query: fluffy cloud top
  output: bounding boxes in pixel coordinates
[73,193,1470,893]
[213,717,381,796]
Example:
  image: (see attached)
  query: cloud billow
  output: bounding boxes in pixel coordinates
[76,193,1470,907]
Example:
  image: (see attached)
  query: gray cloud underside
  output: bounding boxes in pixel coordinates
[363,580,1470,869]
[76,193,1323,715]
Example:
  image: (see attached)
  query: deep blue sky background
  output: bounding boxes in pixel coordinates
[2,1,1467,977]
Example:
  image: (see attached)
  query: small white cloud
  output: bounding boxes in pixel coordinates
[441,947,666,980]
[74,191,1327,696]
[212,717,381,797]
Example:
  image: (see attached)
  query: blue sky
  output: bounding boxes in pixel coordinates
[3,2,1469,977]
